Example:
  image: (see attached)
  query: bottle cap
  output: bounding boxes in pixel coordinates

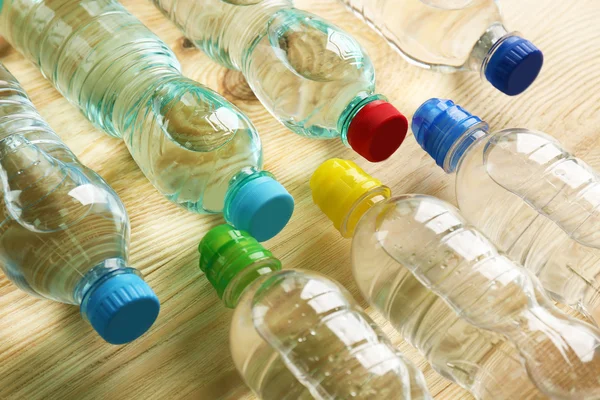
[226,175,294,242]
[485,36,543,96]
[82,273,160,345]
[347,100,408,162]
[412,98,487,170]
[310,158,390,237]
[199,224,281,305]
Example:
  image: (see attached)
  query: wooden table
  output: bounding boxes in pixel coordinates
[1,0,599,398]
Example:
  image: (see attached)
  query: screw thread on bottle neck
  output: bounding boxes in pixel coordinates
[468,23,510,73]
[199,225,282,308]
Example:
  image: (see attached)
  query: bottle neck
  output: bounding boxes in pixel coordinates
[223,167,267,220]
[338,93,387,148]
[199,225,282,308]
[221,258,281,308]
[470,24,543,95]
[341,185,392,238]
[75,258,136,306]
[443,125,490,173]
[468,23,511,74]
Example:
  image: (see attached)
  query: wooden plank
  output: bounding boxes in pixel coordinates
[0,0,598,398]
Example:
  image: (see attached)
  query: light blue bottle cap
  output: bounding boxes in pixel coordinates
[227,175,294,242]
[485,36,543,96]
[82,273,160,345]
[412,98,487,169]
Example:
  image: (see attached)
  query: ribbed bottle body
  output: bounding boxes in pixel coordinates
[0,65,129,305]
[0,149,129,304]
[152,0,292,70]
[339,0,502,71]
[455,129,600,323]
[153,0,378,140]
[0,0,263,213]
[230,269,430,399]
[371,194,600,399]
[0,64,76,164]
[1,0,177,135]
[351,197,545,400]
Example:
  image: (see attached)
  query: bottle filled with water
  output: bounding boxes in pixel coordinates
[0,0,293,241]
[198,224,431,399]
[339,0,543,95]
[153,0,409,162]
[0,63,159,344]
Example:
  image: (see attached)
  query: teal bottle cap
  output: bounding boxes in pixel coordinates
[227,175,294,242]
[199,225,281,306]
[81,273,160,345]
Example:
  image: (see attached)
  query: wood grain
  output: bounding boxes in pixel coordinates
[0,0,599,399]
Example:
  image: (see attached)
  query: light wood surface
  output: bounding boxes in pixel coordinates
[1,0,599,399]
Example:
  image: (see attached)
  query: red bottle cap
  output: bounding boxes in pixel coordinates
[347,100,408,163]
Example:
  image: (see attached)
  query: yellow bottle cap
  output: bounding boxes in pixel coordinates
[310,159,391,238]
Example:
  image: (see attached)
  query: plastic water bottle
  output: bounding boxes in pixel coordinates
[339,0,543,95]
[0,0,294,241]
[311,159,546,399]
[413,98,600,325]
[381,195,600,399]
[152,0,409,163]
[0,63,159,345]
[198,224,432,399]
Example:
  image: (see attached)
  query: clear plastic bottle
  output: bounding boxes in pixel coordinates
[198,224,431,399]
[376,194,600,399]
[0,0,294,241]
[339,0,543,95]
[413,98,600,325]
[311,158,547,399]
[0,63,159,345]
[152,0,409,162]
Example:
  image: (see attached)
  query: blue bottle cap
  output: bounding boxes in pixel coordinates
[82,273,160,345]
[412,98,487,169]
[485,36,543,96]
[227,175,294,242]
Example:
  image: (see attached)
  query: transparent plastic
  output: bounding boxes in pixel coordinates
[358,194,600,399]
[153,0,384,141]
[229,269,431,399]
[333,185,546,399]
[441,127,600,326]
[0,63,133,306]
[0,0,273,216]
[339,0,504,72]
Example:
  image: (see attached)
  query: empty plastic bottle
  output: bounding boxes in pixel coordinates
[413,98,600,325]
[311,159,547,399]
[0,0,293,242]
[198,224,431,399]
[339,0,543,95]
[0,63,159,345]
[152,0,409,162]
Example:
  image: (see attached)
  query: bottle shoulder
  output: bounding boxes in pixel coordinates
[244,8,376,140]
[460,128,600,249]
[340,0,503,71]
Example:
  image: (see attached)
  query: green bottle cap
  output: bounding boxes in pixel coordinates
[198,224,281,307]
